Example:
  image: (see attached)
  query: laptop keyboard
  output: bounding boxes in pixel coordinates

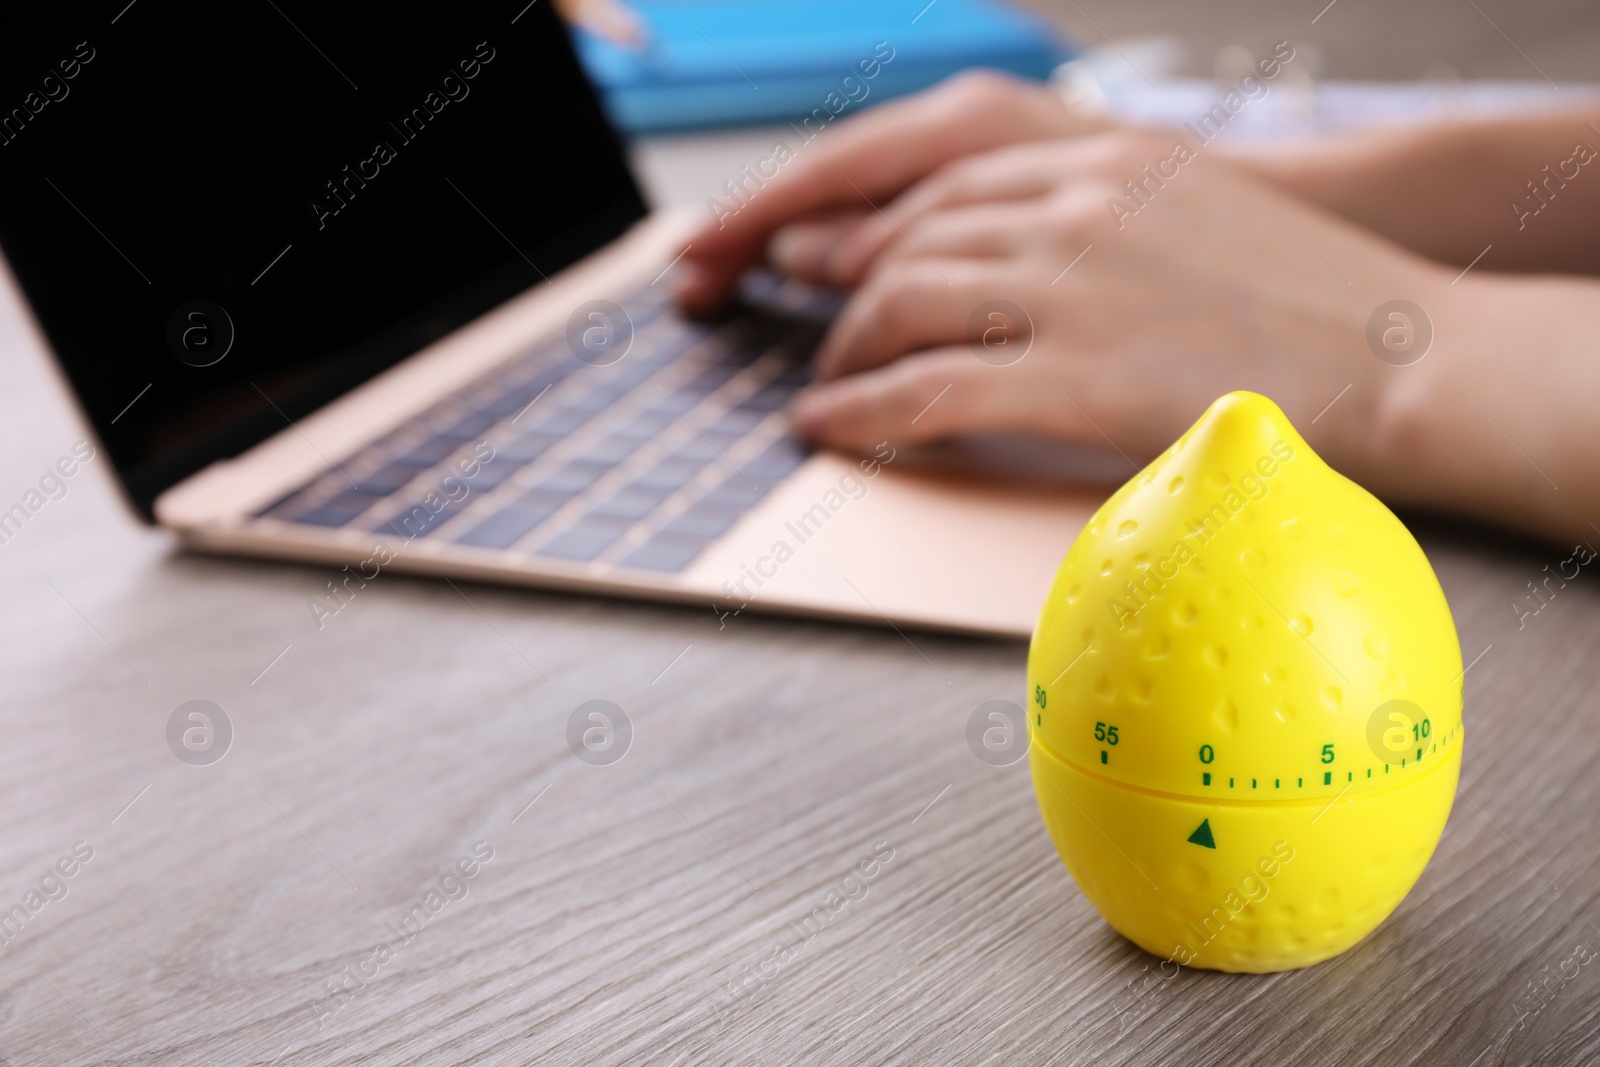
[257,274,836,573]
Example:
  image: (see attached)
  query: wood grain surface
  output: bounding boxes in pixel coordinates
[3,5,1599,1064]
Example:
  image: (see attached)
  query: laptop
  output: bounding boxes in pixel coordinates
[0,2,1096,638]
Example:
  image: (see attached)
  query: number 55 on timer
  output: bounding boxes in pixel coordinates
[1026,392,1463,972]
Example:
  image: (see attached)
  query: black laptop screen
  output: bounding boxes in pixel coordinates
[0,2,647,518]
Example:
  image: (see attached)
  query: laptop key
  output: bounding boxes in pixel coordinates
[393,436,463,467]
[530,407,592,435]
[674,365,737,400]
[618,533,709,573]
[590,487,666,521]
[713,324,789,367]
[770,367,810,389]
[612,408,678,440]
[735,384,795,412]
[381,501,466,539]
[623,299,668,329]
[632,457,703,492]
[292,503,370,527]
[537,516,631,561]
[518,487,575,511]
[496,430,562,464]
[437,410,500,441]
[711,407,765,436]
[477,382,550,417]
[455,505,557,549]
[702,430,744,455]
[583,435,640,466]
[638,324,713,366]
[483,365,566,406]
[289,488,388,527]
[661,502,742,541]
[606,362,656,390]
[459,462,517,490]
[668,437,719,464]
[744,437,809,478]
[328,488,389,510]
[703,476,767,510]
[354,462,422,495]
[537,461,609,496]
[738,271,783,304]
[564,386,625,414]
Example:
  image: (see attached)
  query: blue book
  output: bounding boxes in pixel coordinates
[572,0,1072,133]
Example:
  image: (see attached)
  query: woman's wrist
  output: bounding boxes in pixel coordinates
[1220,109,1600,275]
[1214,127,1413,229]
[1375,271,1600,543]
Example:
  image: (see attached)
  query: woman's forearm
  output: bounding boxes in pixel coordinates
[1368,270,1600,544]
[1219,107,1600,275]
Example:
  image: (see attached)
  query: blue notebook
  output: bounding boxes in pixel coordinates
[572,0,1072,133]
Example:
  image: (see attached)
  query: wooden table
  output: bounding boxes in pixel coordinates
[3,20,1599,1066]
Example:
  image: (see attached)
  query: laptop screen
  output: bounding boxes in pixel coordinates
[0,2,647,519]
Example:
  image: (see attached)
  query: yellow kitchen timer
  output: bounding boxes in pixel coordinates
[1027,391,1463,972]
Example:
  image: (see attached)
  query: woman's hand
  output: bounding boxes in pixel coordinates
[672,82,1600,543]
[776,129,1600,543]
[778,132,1454,498]
[674,71,1115,316]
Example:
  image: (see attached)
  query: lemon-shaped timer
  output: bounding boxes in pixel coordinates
[1027,391,1463,972]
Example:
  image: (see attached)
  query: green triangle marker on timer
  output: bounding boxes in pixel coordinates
[1187,819,1217,849]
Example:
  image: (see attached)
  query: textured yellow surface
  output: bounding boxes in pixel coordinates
[1026,392,1463,972]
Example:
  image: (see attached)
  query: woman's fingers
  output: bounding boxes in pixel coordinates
[822,145,1073,285]
[863,200,1060,273]
[767,213,872,281]
[811,260,1007,381]
[772,200,1035,285]
[812,195,1103,382]
[822,137,1145,285]
[792,348,1045,449]
[675,72,1093,314]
